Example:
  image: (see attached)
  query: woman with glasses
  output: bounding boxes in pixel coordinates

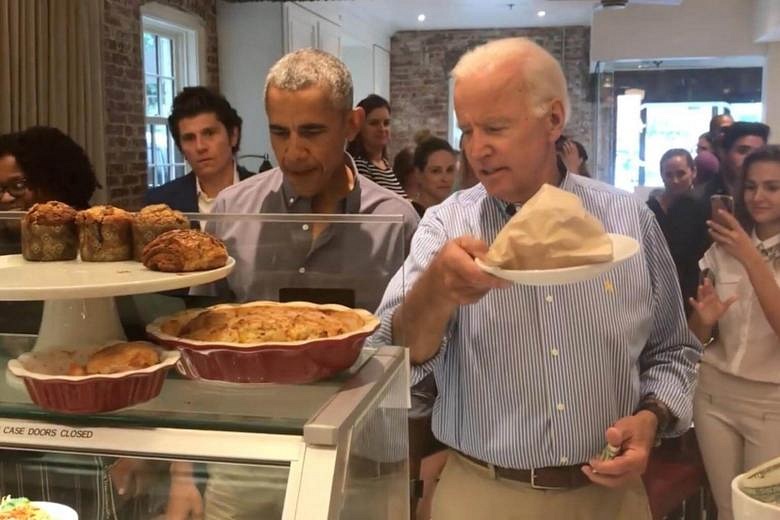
[0,127,99,255]
[0,127,98,211]
[0,127,118,519]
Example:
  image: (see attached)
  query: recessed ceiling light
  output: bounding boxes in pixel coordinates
[417,13,426,22]
[537,10,547,17]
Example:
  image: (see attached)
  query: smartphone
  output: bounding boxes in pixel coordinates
[710,194,734,224]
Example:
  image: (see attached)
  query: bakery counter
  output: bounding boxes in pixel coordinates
[0,333,401,444]
[0,210,412,518]
[0,334,410,519]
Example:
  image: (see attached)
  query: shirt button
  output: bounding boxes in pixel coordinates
[550,348,559,357]
[560,456,569,464]
[556,403,565,412]
[302,224,309,231]
[545,295,553,303]
[298,267,306,274]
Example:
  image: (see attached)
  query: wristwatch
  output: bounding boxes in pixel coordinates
[635,396,675,444]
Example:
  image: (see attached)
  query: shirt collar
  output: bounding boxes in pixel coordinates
[196,160,239,199]
[487,171,571,217]
[280,152,362,214]
[752,230,780,249]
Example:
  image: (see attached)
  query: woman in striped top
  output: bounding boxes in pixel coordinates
[347,94,407,197]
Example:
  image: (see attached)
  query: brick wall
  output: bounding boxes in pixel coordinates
[389,27,593,165]
[102,0,219,209]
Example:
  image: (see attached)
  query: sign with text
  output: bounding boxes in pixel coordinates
[0,418,302,462]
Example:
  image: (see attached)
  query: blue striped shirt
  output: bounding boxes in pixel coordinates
[371,174,701,469]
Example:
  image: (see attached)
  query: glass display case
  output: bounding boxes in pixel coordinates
[0,212,411,520]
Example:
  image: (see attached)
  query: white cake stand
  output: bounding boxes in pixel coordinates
[0,254,234,352]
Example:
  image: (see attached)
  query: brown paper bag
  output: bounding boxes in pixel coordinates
[484,184,613,270]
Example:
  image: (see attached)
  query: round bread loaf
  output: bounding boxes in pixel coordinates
[76,205,133,261]
[21,201,78,261]
[131,204,189,261]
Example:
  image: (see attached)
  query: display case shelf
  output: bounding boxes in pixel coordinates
[0,212,411,519]
[0,335,401,443]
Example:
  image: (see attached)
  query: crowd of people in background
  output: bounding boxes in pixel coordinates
[1,36,779,520]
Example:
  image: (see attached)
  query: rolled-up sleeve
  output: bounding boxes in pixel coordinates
[639,211,703,437]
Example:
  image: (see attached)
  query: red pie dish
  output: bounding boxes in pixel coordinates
[7,343,180,414]
[145,301,380,384]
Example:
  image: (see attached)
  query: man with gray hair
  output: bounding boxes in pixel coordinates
[195,48,419,311]
[186,48,418,519]
[371,37,700,518]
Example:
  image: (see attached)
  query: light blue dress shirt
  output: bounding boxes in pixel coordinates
[371,173,701,469]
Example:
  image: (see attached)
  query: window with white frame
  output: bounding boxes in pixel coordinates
[141,3,205,188]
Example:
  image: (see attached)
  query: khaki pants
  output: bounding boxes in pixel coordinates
[431,452,651,520]
[204,464,286,520]
[694,364,780,520]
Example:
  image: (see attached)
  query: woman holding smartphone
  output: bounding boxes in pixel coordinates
[688,145,780,520]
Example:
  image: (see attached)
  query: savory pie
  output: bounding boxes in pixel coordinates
[161,304,367,344]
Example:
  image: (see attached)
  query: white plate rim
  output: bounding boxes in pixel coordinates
[475,233,640,285]
[30,500,79,518]
[0,255,234,300]
[8,345,180,382]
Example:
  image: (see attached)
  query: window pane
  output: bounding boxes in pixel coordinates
[172,136,183,164]
[154,124,170,164]
[160,78,175,117]
[729,102,762,122]
[152,124,169,185]
[143,33,158,75]
[175,165,186,179]
[147,166,156,188]
[145,124,155,164]
[159,37,174,77]
[145,75,159,117]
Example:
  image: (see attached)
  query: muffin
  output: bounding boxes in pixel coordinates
[141,229,228,272]
[131,204,189,261]
[76,205,133,261]
[21,201,78,261]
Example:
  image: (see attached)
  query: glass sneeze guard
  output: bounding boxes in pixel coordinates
[0,211,408,438]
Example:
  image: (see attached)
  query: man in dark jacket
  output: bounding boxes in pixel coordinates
[145,87,254,226]
[696,121,770,200]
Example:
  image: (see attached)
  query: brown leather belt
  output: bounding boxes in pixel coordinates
[457,451,591,490]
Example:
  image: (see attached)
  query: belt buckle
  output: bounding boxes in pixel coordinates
[530,468,567,490]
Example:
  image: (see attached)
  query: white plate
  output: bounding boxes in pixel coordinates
[0,255,234,300]
[30,501,79,519]
[475,233,640,286]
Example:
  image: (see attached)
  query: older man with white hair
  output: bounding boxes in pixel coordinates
[371,37,700,519]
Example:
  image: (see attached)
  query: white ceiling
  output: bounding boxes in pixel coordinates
[326,0,682,32]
